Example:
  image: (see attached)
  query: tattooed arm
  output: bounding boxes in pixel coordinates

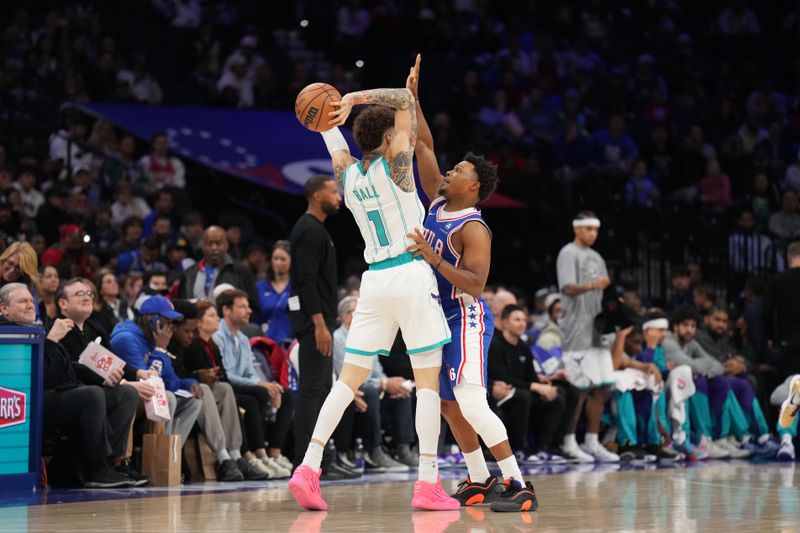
[329,88,417,192]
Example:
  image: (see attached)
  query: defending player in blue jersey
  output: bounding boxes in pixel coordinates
[404,55,538,513]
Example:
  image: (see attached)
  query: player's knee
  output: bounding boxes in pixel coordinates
[453,384,507,445]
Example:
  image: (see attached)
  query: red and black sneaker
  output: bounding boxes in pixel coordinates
[451,475,503,506]
[489,480,539,512]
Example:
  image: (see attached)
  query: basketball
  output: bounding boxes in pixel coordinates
[295,83,342,132]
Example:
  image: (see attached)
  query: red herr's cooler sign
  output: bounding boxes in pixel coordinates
[0,386,26,429]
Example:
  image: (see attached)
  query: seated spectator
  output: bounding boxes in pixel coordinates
[36,185,72,244]
[0,242,41,314]
[178,226,259,312]
[698,159,732,213]
[624,159,659,208]
[167,299,266,481]
[110,295,202,449]
[256,240,292,344]
[243,243,268,281]
[488,305,566,463]
[332,296,413,471]
[729,208,775,282]
[110,183,151,229]
[178,212,205,260]
[183,300,279,478]
[49,117,93,179]
[116,237,168,277]
[748,172,781,232]
[100,136,143,194]
[93,271,134,334]
[86,204,120,264]
[534,293,563,354]
[42,224,92,278]
[15,167,44,219]
[38,264,60,328]
[223,35,266,81]
[143,189,177,238]
[212,289,292,478]
[112,216,145,257]
[121,272,143,310]
[737,114,767,153]
[216,57,254,109]
[0,283,139,488]
[137,133,185,192]
[668,265,693,312]
[55,277,154,403]
[591,114,638,174]
[784,149,800,192]
[692,283,717,316]
[768,188,800,244]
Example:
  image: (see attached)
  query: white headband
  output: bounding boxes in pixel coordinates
[572,218,601,228]
[643,318,669,330]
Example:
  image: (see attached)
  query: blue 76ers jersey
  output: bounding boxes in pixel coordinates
[421,196,491,317]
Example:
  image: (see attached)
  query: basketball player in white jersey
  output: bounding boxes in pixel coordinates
[289,85,457,511]
[404,55,538,513]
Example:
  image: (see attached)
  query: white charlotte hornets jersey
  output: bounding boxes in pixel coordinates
[343,157,426,264]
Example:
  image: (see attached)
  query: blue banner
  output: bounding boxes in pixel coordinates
[71,103,355,194]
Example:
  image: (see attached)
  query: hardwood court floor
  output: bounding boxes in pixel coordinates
[3,462,799,532]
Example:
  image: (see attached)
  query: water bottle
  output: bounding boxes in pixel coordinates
[353,438,365,473]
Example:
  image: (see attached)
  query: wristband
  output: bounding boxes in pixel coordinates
[154,347,168,354]
[320,127,349,155]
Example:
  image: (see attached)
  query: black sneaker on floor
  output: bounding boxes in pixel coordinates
[321,462,362,481]
[116,460,150,487]
[618,445,649,463]
[644,444,679,462]
[217,459,245,482]
[451,475,503,506]
[489,480,539,512]
[237,458,268,480]
[85,465,136,489]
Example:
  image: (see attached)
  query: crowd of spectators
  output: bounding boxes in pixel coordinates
[0,0,799,487]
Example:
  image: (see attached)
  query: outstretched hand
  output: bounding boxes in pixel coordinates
[405,54,421,97]
[406,227,438,265]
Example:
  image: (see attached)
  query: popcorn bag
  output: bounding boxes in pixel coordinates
[77,341,126,381]
[144,377,171,423]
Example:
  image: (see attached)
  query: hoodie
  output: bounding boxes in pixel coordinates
[110,319,196,392]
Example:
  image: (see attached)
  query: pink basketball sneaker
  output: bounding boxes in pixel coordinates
[412,480,461,511]
[288,465,327,511]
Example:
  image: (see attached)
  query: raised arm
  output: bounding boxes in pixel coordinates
[329,87,417,192]
[406,54,443,201]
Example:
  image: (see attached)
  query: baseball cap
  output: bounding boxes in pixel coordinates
[60,223,82,240]
[140,295,184,321]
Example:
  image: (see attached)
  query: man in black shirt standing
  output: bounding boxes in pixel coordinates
[289,174,342,472]
[764,241,800,381]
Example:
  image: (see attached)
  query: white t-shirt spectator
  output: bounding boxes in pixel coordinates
[111,197,152,228]
[15,184,44,219]
[223,49,266,82]
[216,70,254,108]
[737,123,768,153]
[49,130,93,176]
[138,153,186,189]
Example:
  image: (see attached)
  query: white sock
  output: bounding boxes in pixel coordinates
[781,433,792,444]
[585,433,599,447]
[419,454,438,483]
[304,381,355,467]
[229,449,242,461]
[416,388,441,483]
[301,441,325,471]
[216,449,231,462]
[758,434,770,445]
[564,434,577,448]
[497,454,523,485]
[673,430,687,445]
[463,448,490,482]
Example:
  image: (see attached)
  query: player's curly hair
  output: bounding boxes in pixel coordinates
[352,106,395,153]
[463,152,498,201]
